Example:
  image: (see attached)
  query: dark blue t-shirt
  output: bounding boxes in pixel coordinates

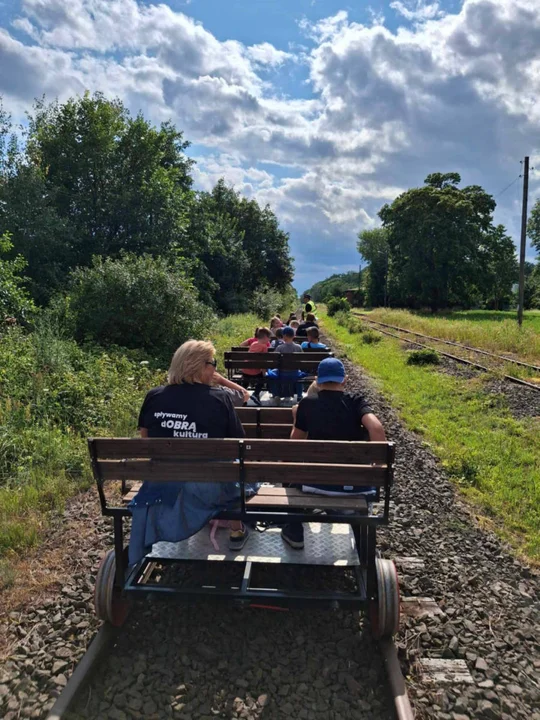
[138,383,245,439]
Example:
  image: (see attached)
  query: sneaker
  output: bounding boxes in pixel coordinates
[281,523,304,549]
[229,524,249,551]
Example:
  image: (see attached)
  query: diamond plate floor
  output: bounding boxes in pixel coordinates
[147,522,359,566]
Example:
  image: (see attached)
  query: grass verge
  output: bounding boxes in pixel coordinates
[362,308,540,364]
[323,314,540,561]
[0,314,259,587]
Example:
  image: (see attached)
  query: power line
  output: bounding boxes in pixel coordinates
[495,175,521,199]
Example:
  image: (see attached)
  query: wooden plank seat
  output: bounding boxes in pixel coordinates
[245,486,368,512]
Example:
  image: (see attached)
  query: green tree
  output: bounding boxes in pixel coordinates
[305,271,361,303]
[478,225,518,310]
[357,228,389,307]
[527,198,540,253]
[69,254,213,357]
[1,93,194,301]
[379,173,497,311]
[0,233,36,324]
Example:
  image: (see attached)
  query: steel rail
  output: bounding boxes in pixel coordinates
[380,638,415,720]
[352,313,540,373]
[353,315,540,392]
[46,624,118,720]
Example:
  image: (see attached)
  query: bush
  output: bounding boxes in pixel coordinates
[406,348,441,365]
[249,285,298,320]
[327,297,351,316]
[361,331,382,344]
[69,254,214,358]
[0,233,36,326]
[334,311,366,334]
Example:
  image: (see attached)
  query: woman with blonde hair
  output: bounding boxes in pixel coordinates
[130,340,251,558]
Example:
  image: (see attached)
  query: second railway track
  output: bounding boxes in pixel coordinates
[352,313,540,392]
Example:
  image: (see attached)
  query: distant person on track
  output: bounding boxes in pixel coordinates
[242,327,272,406]
[282,358,386,549]
[295,313,319,338]
[133,340,251,554]
[302,294,317,316]
[301,327,326,350]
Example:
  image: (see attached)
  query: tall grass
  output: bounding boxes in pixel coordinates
[365,308,540,363]
[324,314,540,561]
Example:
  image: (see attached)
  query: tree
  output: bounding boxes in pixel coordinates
[304,271,361,303]
[357,228,389,307]
[379,173,497,311]
[477,225,518,310]
[527,198,540,254]
[1,93,194,301]
[0,232,36,324]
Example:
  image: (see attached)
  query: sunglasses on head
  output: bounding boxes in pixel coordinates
[206,359,217,367]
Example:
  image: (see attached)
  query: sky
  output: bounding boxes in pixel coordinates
[1,0,539,292]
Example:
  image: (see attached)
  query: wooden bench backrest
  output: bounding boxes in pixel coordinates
[230,345,331,353]
[236,407,293,439]
[89,438,393,489]
[224,350,332,372]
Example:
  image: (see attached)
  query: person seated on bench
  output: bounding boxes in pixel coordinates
[270,316,283,332]
[289,320,300,334]
[267,326,305,403]
[134,340,250,553]
[270,327,284,349]
[281,358,386,550]
[242,327,272,407]
[286,313,297,325]
[240,327,262,347]
[295,313,319,339]
[301,327,327,350]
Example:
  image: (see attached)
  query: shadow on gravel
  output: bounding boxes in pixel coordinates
[67,589,393,720]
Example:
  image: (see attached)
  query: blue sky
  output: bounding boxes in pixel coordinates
[1,0,539,291]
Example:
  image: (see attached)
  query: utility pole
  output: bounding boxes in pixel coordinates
[517,156,529,327]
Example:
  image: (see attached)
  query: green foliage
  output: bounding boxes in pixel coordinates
[69,254,214,358]
[304,271,361,303]
[361,330,382,345]
[249,285,297,320]
[0,233,36,324]
[327,296,351,316]
[406,348,441,365]
[357,228,389,307]
[524,263,540,310]
[527,197,540,254]
[372,172,517,311]
[0,95,293,313]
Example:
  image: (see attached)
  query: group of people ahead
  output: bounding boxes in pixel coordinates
[239,311,326,405]
[130,330,386,561]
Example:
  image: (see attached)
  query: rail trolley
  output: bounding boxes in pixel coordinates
[89,413,400,639]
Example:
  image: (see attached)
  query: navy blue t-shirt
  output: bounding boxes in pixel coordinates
[138,383,245,439]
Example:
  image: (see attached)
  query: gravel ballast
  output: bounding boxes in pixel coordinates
[1,345,539,720]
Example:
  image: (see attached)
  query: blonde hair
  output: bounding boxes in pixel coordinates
[270,317,282,329]
[290,320,299,329]
[168,340,215,385]
[306,381,320,397]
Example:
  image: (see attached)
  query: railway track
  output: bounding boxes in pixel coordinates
[46,617,414,720]
[352,313,540,392]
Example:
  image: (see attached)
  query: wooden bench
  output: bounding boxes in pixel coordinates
[224,350,333,386]
[88,436,399,637]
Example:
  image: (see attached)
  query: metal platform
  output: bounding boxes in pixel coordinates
[147,522,359,566]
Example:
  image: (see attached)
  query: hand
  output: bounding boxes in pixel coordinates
[242,389,250,405]
[292,404,299,420]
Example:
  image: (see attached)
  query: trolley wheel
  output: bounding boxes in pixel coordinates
[94,549,131,627]
[369,558,400,639]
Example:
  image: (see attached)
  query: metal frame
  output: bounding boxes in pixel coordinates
[88,439,394,610]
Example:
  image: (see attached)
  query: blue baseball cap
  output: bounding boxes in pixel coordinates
[317,357,345,384]
[282,326,295,337]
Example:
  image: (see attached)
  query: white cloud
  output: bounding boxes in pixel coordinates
[1,0,540,286]
[246,42,293,67]
[390,0,443,23]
